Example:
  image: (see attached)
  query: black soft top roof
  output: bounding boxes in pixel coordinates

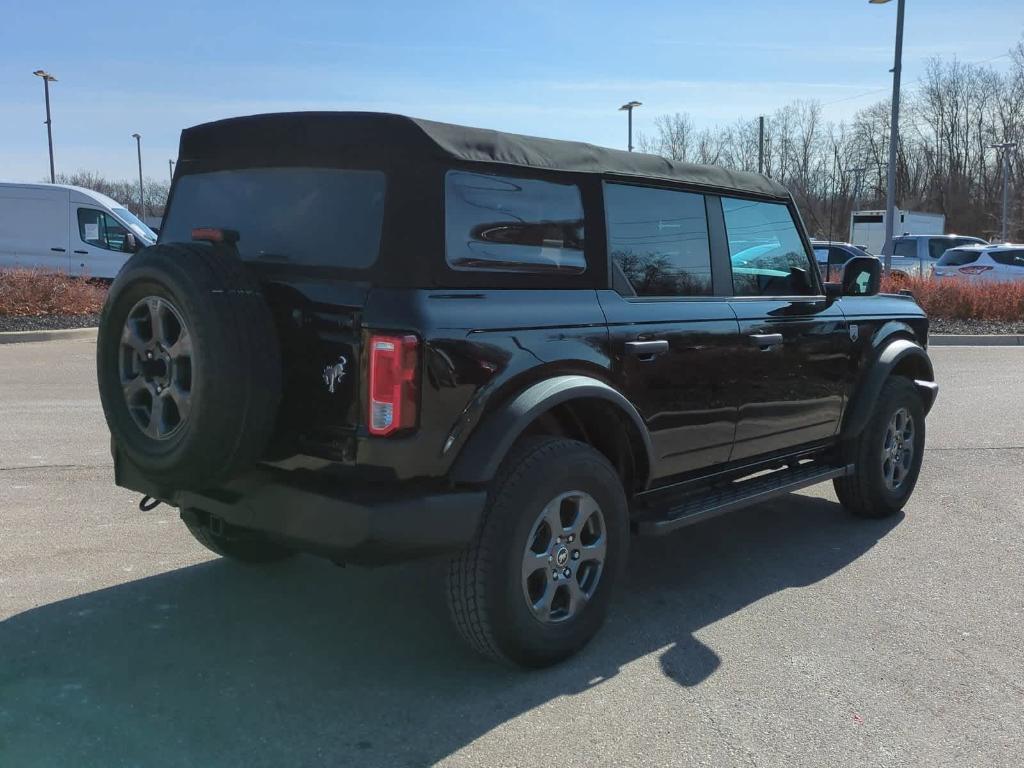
[178,112,791,200]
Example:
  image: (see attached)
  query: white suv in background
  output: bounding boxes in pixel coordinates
[933,244,1024,283]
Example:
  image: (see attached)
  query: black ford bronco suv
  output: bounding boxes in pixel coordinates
[96,112,937,667]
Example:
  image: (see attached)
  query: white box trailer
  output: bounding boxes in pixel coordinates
[850,209,945,254]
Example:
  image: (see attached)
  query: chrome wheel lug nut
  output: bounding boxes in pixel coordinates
[552,571,559,580]
[548,555,553,563]
[572,550,580,560]
[567,534,574,543]
[562,568,571,578]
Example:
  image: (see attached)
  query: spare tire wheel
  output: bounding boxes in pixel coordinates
[96,242,282,490]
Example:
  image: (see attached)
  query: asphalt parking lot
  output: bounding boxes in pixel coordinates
[1,338,1022,768]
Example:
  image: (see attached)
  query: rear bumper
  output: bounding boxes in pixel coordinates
[115,452,485,565]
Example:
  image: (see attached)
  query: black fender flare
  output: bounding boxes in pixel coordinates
[450,375,654,489]
[841,338,937,439]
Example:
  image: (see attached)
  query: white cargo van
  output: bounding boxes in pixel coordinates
[0,182,157,279]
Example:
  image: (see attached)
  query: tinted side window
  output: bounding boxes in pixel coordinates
[445,171,585,274]
[78,208,129,252]
[722,197,814,296]
[604,183,712,297]
[828,247,850,265]
[990,249,1024,267]
[929,239,955,259]
[893,239,917,258]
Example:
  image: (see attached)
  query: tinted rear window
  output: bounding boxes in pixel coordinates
[445,171,585,274]
[161,167,386,268]
[936,249,980,266]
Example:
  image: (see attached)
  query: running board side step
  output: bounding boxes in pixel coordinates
[635,462,854,536]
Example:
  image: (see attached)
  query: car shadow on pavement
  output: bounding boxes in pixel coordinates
[0,494,899,767]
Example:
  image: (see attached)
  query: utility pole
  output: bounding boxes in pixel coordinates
[132,133,145,218]
[870,0,906,274]
[990,142,1017,242]
[847,167,868,242]
[619,101,642,152]
[758,116,765,175]
[32,70,57,183]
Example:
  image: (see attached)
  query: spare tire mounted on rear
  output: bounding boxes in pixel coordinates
[96,242,282,490]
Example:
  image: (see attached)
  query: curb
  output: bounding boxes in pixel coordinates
[0,327,98,345]
[930,334,1024,346]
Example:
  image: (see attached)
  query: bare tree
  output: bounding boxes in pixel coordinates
[637,35,1024,242]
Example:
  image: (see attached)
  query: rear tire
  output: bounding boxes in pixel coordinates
[447,437,629,668]
[834,376,925,518]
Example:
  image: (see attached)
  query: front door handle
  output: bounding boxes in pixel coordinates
[50,247,66,252]
[750,333,784,349]
[74,249,88,255]
[625,340,669,360]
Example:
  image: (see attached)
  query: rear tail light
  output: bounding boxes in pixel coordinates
[367,334,419,436]
[958,265,993,275]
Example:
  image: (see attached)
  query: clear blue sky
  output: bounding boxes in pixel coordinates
[2,0,1021,182]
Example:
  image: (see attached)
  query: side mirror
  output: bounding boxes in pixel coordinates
[123,232,138,253]
[840,256,881,296]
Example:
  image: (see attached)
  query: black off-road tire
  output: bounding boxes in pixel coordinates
[834,376,925,518]
[447,437,629,668]
[183,515,294,564]
[96,243,281,490]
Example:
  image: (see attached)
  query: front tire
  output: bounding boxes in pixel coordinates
[447,437,629,668]
[834,376,925,518]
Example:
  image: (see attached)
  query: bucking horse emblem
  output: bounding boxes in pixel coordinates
[322,355,348,394]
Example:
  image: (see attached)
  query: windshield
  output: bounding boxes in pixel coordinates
[160,167,386,268]
[111,207,157,243]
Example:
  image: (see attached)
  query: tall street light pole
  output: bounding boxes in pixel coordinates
[870,0,905,274]
[619,101,642,152]
[132,133,145,219]
[990,141,1018,242]
[758,116,765,175]
[33,70,57,183]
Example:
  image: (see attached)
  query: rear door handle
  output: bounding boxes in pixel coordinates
[625,340,669,360]
[750,333,784,349]
[74,250,88,255]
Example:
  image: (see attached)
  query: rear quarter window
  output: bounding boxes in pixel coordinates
[444,171,586,274]
[160,167,386,268]
[989,250,1024,267]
